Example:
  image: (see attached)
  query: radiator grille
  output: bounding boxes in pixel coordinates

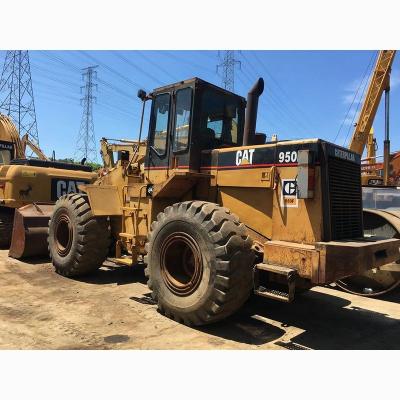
[328,157,363,240]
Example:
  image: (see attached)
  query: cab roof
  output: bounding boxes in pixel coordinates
[150,77,246,103]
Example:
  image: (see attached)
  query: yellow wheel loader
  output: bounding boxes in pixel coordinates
[47,77,400,326]
[0,113,97,258]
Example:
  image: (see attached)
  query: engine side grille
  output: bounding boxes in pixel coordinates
[328,157,363,240]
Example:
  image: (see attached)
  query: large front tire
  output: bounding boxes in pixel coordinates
[48,194,110,277]
[144,201,255,326]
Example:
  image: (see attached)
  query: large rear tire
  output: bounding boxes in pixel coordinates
[48,193,110,277]
[0,208,14,249]
[144,201,255,326]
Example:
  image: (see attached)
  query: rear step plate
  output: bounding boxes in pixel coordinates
[254,263,297,303]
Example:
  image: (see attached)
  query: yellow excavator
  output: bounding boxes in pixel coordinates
[0,113,97,258]
[336,50,400,296]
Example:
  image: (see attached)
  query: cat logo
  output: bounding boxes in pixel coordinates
[282,180,296,196]
[280,179,298,208]
[51,178,88,201]
[235,149,255,166]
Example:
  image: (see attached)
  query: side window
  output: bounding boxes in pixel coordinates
[0,149,11,165]
[173,88,192,152]
[207,119,223,138]
[151,93,170,155]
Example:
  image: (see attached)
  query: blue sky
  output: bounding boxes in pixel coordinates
[0,50,399,162]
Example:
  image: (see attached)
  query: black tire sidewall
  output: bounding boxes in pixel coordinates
[48,200,80,270]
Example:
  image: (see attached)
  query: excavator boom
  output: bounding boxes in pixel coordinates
[21,134,49,161]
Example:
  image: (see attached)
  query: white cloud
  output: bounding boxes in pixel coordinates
[342,92,362,105]
[341,115,357,126]
[341,76,366,105]
[342,68,400,105]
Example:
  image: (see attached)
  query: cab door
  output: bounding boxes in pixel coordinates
[169,86,193,171]
[145,91,172,183]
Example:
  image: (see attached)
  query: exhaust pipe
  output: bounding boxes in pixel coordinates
[243,77,264,146]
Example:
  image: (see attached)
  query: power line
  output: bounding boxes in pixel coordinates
[250,51,314,128]
[75,66,98,163]
[337,51,378,147]
[343,57,372,146]
[239,61,310,135]
[0,50,40,146]
[113,52,165,86]
[242,51,312,134]
[31,61,140,118]
[79,51,143,90]
[136,51,179,82]
[163,51,216,75]
[217,51,241,92]
[38,51,137,103]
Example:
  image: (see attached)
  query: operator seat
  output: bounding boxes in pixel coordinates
[201,128,216,150]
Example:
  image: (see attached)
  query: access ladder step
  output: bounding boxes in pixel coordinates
[255,263,297,277]
[255,286,291,302]
[119,232,134,239]
[254,263,298,303]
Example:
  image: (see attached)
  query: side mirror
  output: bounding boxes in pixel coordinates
[137,89,147,101]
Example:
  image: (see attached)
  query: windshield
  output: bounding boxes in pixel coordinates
[363,186,400,210]
[0,149,11,165]
[199,88,243,149]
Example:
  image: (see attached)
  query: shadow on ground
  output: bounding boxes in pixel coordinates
[76,263,148,286]
[15,255,51,265]
[198,290,400,349]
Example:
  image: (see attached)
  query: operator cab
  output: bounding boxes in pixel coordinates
[144,77,246,172]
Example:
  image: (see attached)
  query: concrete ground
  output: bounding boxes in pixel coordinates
[0,249,399,350]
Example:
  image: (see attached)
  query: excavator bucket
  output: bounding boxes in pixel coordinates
[8,204,54,259]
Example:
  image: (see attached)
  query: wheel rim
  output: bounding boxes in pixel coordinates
[54,214,73,257]
[160,232,203,296]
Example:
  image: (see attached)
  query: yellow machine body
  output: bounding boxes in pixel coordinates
[86,136,399,285]
[0,113,96,258]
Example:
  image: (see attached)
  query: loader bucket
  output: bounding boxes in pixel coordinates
[8,204,54,259]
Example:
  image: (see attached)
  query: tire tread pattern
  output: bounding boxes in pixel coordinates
[48,194,110,277]
[144,201,254,326]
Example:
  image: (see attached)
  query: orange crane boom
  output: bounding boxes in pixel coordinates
[349,50,396,155]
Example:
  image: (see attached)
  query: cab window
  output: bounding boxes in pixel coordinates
[151,93,170,155]
[173,88,192,152]
[199,89,243,150]
[0,149,11,165]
